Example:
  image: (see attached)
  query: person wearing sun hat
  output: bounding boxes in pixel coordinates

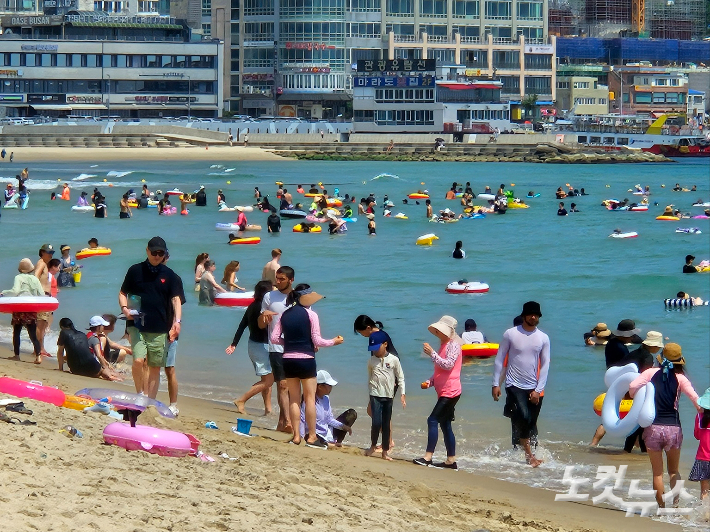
[492,301,550,468]
[1,258,44,362]
[412,315,463,470]
[688,388,710,499]
[623,331,663,373]
[630,342,700,507]
[605,319,642,369]
[584,322,609,345]
[269,283,344,449]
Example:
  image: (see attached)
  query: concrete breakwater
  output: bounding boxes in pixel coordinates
[271,143,672,164]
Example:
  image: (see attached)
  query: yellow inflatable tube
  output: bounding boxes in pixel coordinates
[656,215,680,221]
[593,393,632,418]
[62,395,96,411]
[293,224,322,233]
[416,233,439,246]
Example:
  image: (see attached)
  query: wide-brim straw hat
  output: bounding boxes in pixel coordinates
[429,315,458,339]
[657,342,685,365]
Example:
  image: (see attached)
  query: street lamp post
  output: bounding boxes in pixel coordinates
[106,73,111,116]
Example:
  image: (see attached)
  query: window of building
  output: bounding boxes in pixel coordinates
[420,0,447,17]
[519,26,542,41]
[665,92,680,103]
[387,23,415,35]
[500,75,519,94]
[617,137,629,145]
[202,23,211,36]
[202,0,211,17]
[463,50,488,68]
[487,26,511,40]
[622,93,629,103]
[573,81,589,89]
[244,0,273,15]
[654,78,667,86]
[517,1,542,19]
[599,98,606,104]
[635,92,651,103]
[557,81,569,89]
[524,54,550,70]
[452,0,479,18]
[112,55,127,68]
[524,76,550,93]
[55,54,66,67]
[652,92,665,103]
[419,24,448,36]
[393,48,421,59]
[20,53,31,66]
[349,0,380,11]
[493,50,519,69]
[485,1,511,19]
[243,48,274,68]
[670,78,679,86]
[347,22,381,38]
[231,0,240,20]
[386,0,414,16]
[244,21,274,40]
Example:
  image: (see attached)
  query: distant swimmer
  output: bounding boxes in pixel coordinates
[557,202,568,216]
[683,254,700,273]
[367,213,376,235]
[77,191,89,207]
[452,240,465,259]
[60,183,70,201]
[462,319,486,344]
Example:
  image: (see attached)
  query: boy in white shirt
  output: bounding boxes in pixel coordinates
[365,331,406,461]
[461,319,486,344]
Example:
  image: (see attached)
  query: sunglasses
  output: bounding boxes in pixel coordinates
[150,250,165,257]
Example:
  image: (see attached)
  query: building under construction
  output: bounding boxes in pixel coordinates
[550,0,707,40]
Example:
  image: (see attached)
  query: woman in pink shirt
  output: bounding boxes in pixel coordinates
[629,343,700,507]
[689,388,710,501]
[413,315,462,470]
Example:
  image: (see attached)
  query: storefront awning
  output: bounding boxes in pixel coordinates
[278,92,351,102]
[69,22,183,29]
[30,104,72,111]
[69,104,107,110]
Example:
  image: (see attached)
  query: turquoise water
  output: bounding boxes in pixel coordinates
[1,158,709,512]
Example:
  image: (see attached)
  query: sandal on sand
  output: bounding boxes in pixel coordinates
[6,403,32,415]
[10,417,36,426]
[0,411,12,423]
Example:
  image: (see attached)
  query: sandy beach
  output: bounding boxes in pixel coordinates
[0,350,680,532]
[1,146,285,162]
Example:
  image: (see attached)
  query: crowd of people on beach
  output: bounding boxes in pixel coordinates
[1,170,709,514]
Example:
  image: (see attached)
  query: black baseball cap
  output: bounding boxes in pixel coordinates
[147,236,167,252]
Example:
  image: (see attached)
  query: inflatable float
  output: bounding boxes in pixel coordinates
[506,202,529,209]
[408,193,429,199]
[445,281,489,294]
[416,233,438,246]
[342,217,358,223]
[664,298,709,308]
[0,377,65,406]
[219,205,254,212]
[594,393,632,418]
[601,364,655,437]
[303,193,320,197]
[293,224,322,233]
[214,291,255,307]
[526,193,541,198]
[656,215,680,221]
[165,189,184,196]
[215,223,262,232]
[0,296,59,314]
[229,237,261,245]
[103,422,200,457]
[327,199,343,208]
[461,343,499,358]
[71,205,95,213]
[394,213,408,219]
[75,388,176,418]
[692,215,709,219]
[478,193,496,201]
[62,394,96,411]
[279,209,307,218]
[608,231,638,239]
[76,248,111,260]
[676,227,702,234]
[692,202,710,207]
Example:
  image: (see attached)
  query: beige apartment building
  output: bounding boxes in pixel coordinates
[556,76,609,116]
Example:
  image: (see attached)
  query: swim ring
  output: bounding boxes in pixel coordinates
[692,202,710,207]
[327,199,343,207]
[62,395,97,411]
[506,201,529,209]
[0,377,65,406]
[526,193,541,198]
[303,193,320,197]
[215,223,262,232]
[676,227,702,234]
[593,393,632,418]
[0,296,59,314]
[293,224,322,233]
[608,232,638,239]
[214,291,256,307]
[76,248,112,260]
[165,189,184,196]
[461,343,499,358]
[229,237,261,245]
[408,193,429,199]
[279,210,307,218]
[478,193,496,201]
[445,281,489,294]
[416,233,438,246]
[75,388,176,418]
[394,213,408,219]
[656,216,680,221]
[601,364,655,437]
[71,206,95,213]
[664,298,709,307]
[103,422,200,457]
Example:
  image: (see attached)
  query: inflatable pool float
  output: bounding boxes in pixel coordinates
[445,281,489,294]
[656,215,680,221]
[601,364,655,437]
[75,388,175,418]
[608,232,638,239]
[664,298,709,308]
[416,233,438,246]
[215,223,261,232]
[593,393,632,418]
[506,202,529,209]
[478,193,495,201]
[0,377,65,406]
[279,209,307,218]
[342,217,358,223]
[165,189,183,196]
[71,205,95,213]
[629,206,648,211]
[305,214,327,223]
[461,343,499,358]
[304,193,320,197]
[463,213,486,219]
[454,192,463,198]
[692,215,709,219]
[394,213,408,219]
[103,422,200,457]
[0,296,59,313]
[229,237,261,245]
[214,291,255,307]
[692,202,710,207]
[327,199,343,207]
[676,227,702,234]
[76,248,111,260]
[62,395,96,411]
[293,224,322,233]
[408,193,429,199]
[526,193,541,198]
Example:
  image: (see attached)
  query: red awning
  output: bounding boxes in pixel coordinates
[437,83,502,90]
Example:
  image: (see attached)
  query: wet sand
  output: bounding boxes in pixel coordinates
[0,349,679,532]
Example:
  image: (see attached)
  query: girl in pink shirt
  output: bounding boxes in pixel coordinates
[689,388,710,501]
[413,315,462,471]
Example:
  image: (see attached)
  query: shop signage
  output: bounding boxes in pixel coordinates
[353,75,434,87]
[67,94,103,104]
[524,45,554,55]
[285,42,335,51]
[65,13,173,24]
[162,72,185,78]
[28,93,66,103]
[125,95,197,103]
[0,69,20,77]
[242,74,274,82]
[357,59,436,73]
[2,15,63,26]
[21,44,58,51]
[0,94,25,102]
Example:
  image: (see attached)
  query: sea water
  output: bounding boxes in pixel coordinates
[0,158,708,511]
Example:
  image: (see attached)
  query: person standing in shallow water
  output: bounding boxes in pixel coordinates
[492,301,550,468]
